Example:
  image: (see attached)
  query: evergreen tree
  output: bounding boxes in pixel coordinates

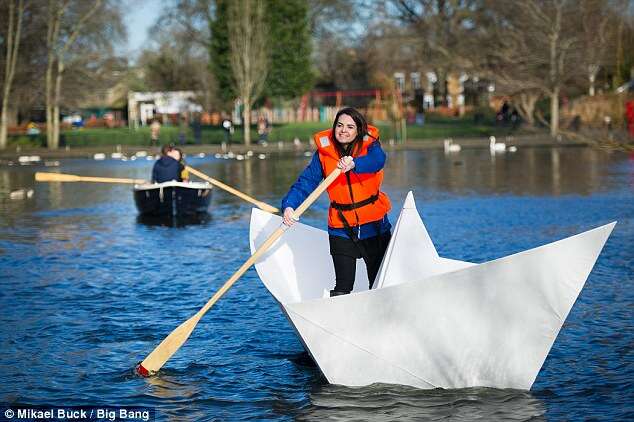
[209,0,313,103]
[262,0,313,99]
[209,0,235,103]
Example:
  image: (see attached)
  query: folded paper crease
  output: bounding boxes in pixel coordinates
[249,191,615,390]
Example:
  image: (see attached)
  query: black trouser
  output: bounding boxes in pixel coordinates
[329,232,391,294]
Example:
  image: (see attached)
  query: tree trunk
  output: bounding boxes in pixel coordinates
[227,0,268,146]
[436,68,447,106]
[45,50,55,148]
[0,0,24,150]
[0,98,10,150]
[46,0,57,149]
[550,87,559,137]
[548,2,562,138]
[51,60,64,149]
[614,13,624,89]
[588,65,598,96]
[515,92,538,127]
[243,100,251,145]
[0,104,8,151]
[53,102,60,148]
[45,0,101,149]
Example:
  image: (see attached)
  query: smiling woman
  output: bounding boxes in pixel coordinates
[281,107,393,297]
[334,114,359,145]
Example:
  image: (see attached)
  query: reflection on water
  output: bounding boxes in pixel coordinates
[136,213,212,228]
[298,383,547,421]
[0,147,632,421]
[0,148,629,215]
[384,147,625,197]
[277,350,548,421]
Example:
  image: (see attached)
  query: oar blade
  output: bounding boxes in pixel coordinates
[136,169,341,373]
[137,314,201,376]
[35,172,146,184]
[35,172,80,182]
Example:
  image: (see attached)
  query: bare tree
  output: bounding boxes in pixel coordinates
[478,0,581,136]
[389,0,480,104]
[579,0,612,96]
[0,0,24,150]
[308,0,357,38]
[143,2,218,108]
[464,2,544,126]
[227,0,268,145]
[523,0,579,136]
[153,0,214,49]
[612,0,631,89]
[512,91,541,127]
[477,25,545,127]
[45,0,103,149]
[362,21,425,83]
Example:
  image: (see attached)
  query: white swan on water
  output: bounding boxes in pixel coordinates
[443,138,461,153]
[489,135,506,153]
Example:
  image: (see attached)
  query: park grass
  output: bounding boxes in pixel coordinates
[8,114,518,148]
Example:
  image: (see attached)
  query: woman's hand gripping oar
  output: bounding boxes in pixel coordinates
[136,168,342,377]
[186,166,279,214]
[35,172,146,184]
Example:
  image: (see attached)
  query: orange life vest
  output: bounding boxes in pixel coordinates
[313,125,391,229]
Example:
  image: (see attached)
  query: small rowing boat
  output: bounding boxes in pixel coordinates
[249,191,615,390]
[133,181,212,217]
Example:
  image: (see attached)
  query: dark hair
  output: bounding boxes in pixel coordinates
[331,107,368,157]
[160,143,176,156]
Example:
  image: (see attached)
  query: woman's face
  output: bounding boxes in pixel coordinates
[334,114,358,145]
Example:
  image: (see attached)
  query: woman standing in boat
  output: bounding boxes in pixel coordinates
[282,107,392,296]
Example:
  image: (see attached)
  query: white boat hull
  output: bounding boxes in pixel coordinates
[249,192,615,390]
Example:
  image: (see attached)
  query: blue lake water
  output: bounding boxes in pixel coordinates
[0,147,632,421]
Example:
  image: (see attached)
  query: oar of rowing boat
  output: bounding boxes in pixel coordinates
[35,172,147,184]
[136,168,342,377]
[186,166,279,214]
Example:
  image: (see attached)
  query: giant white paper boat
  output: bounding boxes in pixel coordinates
[249,192,615,390]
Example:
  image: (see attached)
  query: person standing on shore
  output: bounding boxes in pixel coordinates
[178,114,187,145]
[150,119,161,147]
[626,99,634,138]
[257,115,270,145]
[192,114,202,144]
[222,116,233,146]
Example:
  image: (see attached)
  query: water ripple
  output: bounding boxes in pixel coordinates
[0,149,632,420]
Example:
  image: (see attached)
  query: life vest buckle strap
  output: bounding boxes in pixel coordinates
[330,193,379,211]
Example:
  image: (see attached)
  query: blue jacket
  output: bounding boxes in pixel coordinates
[152,156,181,183]
[281,141,391,239]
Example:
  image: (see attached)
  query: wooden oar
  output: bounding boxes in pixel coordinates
[136,168,342,377]
[186,166,279,214]
[35,172,147,185]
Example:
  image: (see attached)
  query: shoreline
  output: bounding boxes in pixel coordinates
[0,134,591,161]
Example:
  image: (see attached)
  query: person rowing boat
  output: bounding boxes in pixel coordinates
[152,144,186,183]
